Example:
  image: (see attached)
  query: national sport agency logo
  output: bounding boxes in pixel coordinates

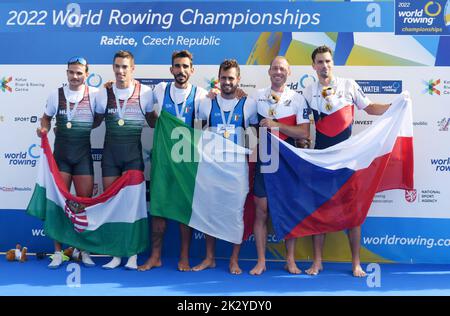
[405,189,417,203]
[423,79,441,95]
[1,76,12,93]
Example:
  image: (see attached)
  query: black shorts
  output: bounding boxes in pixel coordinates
[53,139,93,176]
[253,162,267,198]
[101,142,144,177]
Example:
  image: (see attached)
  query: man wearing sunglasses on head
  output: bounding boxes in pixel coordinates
[94,50,154,270]
[36,56,101,269]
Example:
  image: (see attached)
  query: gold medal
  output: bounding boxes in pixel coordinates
[223,130,230,139]
[325,103,333,111]
[66,122,72,129]
[268,108,276,117]
[118,119,125,126]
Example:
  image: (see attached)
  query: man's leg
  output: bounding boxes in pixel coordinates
[48,172,72,269]
[249,196,268,275]
[192,235,216,271]
[72,174,96,267]
[178,223,192,271]
[285,238,301,274]
[306,234,325,275]
[102,175,123,269]
[138,216,165,271]
[229,244,242,275]
[348,226,366,277]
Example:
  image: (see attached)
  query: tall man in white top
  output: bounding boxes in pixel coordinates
[37,56,100,269]
[194,59,258,274]
[302,45,391,277]
[95,50,154,269]
[138,50,207,272]
[250,56,310,276]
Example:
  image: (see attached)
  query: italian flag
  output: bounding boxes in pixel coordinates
[26,134,149,257]
[150,111,249,244]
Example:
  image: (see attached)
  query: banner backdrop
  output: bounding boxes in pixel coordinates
[1,0,449,264]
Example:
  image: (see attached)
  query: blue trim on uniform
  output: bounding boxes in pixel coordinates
[208,97,246,145]
[162,83,197,127]
[311,109,353,149]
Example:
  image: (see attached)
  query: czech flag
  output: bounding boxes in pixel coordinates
[263,92,414,240]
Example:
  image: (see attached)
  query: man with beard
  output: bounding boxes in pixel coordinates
[194,59,258,274]
[138,50,207,272]
[36,56,99,268]
[303,45,391,277]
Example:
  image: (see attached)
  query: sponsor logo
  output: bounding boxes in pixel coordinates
[1,76,12,93]
[137,78,173,90]
[438,117,449,131]
[299,74,316,89]
[404,188,441,203]
[396,0,448,35]
[356,80,402,94]
[14,116,38,123]
[91,148,103,162]
[87,73,103,88]
[413,121,428,126]
[205,77,219,91]
[431,157,450,171]
[0,186,32,192]
[354,120,374,125]
[3,144,40,167]
[3,76,46,93]
[423,79,441,95]
[239,83,256,89]
[405,189,417,202]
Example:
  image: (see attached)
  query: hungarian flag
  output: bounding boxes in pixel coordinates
[263,92,414,240]
[150,111,250,244]
[26,134,149,257]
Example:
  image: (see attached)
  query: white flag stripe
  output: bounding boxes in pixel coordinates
[281,92,412,171]
[84,183,147,230]
[189,132,249,244]
[36,153,146,231]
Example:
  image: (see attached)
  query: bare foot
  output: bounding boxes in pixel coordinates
[178,258,191,272]
[192,258,216,272]
[249,262,266,276]
[229,260,242,275]
[353,264,367,277]
[284,261,301,274]
[137,257,162,271]
[305,263,323,275]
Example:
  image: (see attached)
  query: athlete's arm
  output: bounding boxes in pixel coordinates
[36,114,52,137]
[364,103,391,116]
[259,119,310,139]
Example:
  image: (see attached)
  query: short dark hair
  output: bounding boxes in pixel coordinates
[171,50,193,66]
[218,59,240,77]
[113,50,135,65]
[311,45,333,63]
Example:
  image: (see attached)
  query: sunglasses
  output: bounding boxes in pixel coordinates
[67,56,88,66]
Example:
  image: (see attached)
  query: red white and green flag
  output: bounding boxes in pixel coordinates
[27,134,149,257]
[150,111,250,244]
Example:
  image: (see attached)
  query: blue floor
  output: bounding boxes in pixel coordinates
[1,256,450,296]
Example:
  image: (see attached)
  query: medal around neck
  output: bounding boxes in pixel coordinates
[321,86,335,111]
[223,130,230,139]
[66,122,72,129]
[118,118,125,126]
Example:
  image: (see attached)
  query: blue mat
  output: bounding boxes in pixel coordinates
[1,256,450,296]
